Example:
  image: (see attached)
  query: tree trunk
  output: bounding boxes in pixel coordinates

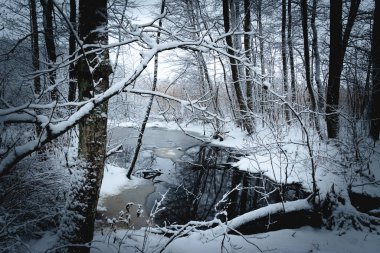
[300,0,322,138]
[127,0,165,178]
[281,0,290,122]
[287,0,296,105]
[243,0,254,113]
[325,0,342,139]
[370,0,380,141]
[40,0,58,100]
[68,0,77,102]
[222,0,254,134]
[326,0,361,138]
[257,0,266,127]
[58,0,111,252]
[311,0,323,112]
[29,0,40,95]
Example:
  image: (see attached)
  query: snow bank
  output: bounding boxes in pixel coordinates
[100,164,145,198]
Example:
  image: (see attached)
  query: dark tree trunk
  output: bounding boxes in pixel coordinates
[370,0,380,141]
[326,0,343,138]
[287,0,296,105]
[68,0,77,102]
[40,0,57,100]
[127,0,165,178]
[58,0,111,252]
[300,0,322,138]
[257,0,266,127]
[326,0,361,138]
[342,0,361,63]
[222,0,254,134]
[29,0,40,95]
[243,0,254,113]
[281,0,290,122]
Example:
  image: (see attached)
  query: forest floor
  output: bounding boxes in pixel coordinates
[28,120,380,252]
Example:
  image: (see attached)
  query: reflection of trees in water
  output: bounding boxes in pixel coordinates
[154,146,308,226]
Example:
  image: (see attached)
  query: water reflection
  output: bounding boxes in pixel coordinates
[104,128,308,228]
[151,145,308,226]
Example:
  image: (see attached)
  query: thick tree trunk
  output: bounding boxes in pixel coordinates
[370,0,380,141]
[58,0,111,252]
[222,0,254,134]
[326,0,361,138]
[287,0,296,105]
[300,0,322,138]
[29,0,40,95]
[68,0,77,102]
[326,0,342,139]
[281,0,290,122]
[40,0,58,100]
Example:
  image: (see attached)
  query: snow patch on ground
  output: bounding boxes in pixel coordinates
[98,164,149,209]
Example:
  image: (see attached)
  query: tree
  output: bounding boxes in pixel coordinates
[222,0,254,134]
[287,0,296,105]
[300,0,322,138]
[281,0,290,122]
[68,0,77,102]
[58,0,112,251]
[127,0,166,178]
[311,0,323,112]
[244,0,254,113]
[325,0,361,138]
[370,0,380,141]
[40,0,57,100]
[29,0,40,95]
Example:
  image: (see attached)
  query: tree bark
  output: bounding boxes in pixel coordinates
[287,0,296,105]
[68,0,77,102]
[311,0,323,112]
[127,0,165,178]
[325,0,361,138]
[370,0,380,141]
[58,0,111,252]
[243,0,254,113]
[29,0,40,95]
[40,0,58,100]
[222,0,254,134]
[300,0,322,138]
[281,0,290,122]
[257,0,266,127]
[325,0,342,139]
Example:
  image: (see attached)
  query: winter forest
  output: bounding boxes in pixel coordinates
[1,0,380,252]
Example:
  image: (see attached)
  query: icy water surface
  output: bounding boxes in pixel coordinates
[97,127,307,229]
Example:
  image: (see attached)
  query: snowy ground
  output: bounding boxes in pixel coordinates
[28,121,380,252]
[30,224,380,253]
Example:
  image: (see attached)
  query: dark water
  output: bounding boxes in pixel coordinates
[101,127,308,229]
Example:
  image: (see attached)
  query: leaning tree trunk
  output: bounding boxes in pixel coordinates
[222,0,254,134]
[370,0,380,141]
[126,0,165,178]
[58,0,111,252]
